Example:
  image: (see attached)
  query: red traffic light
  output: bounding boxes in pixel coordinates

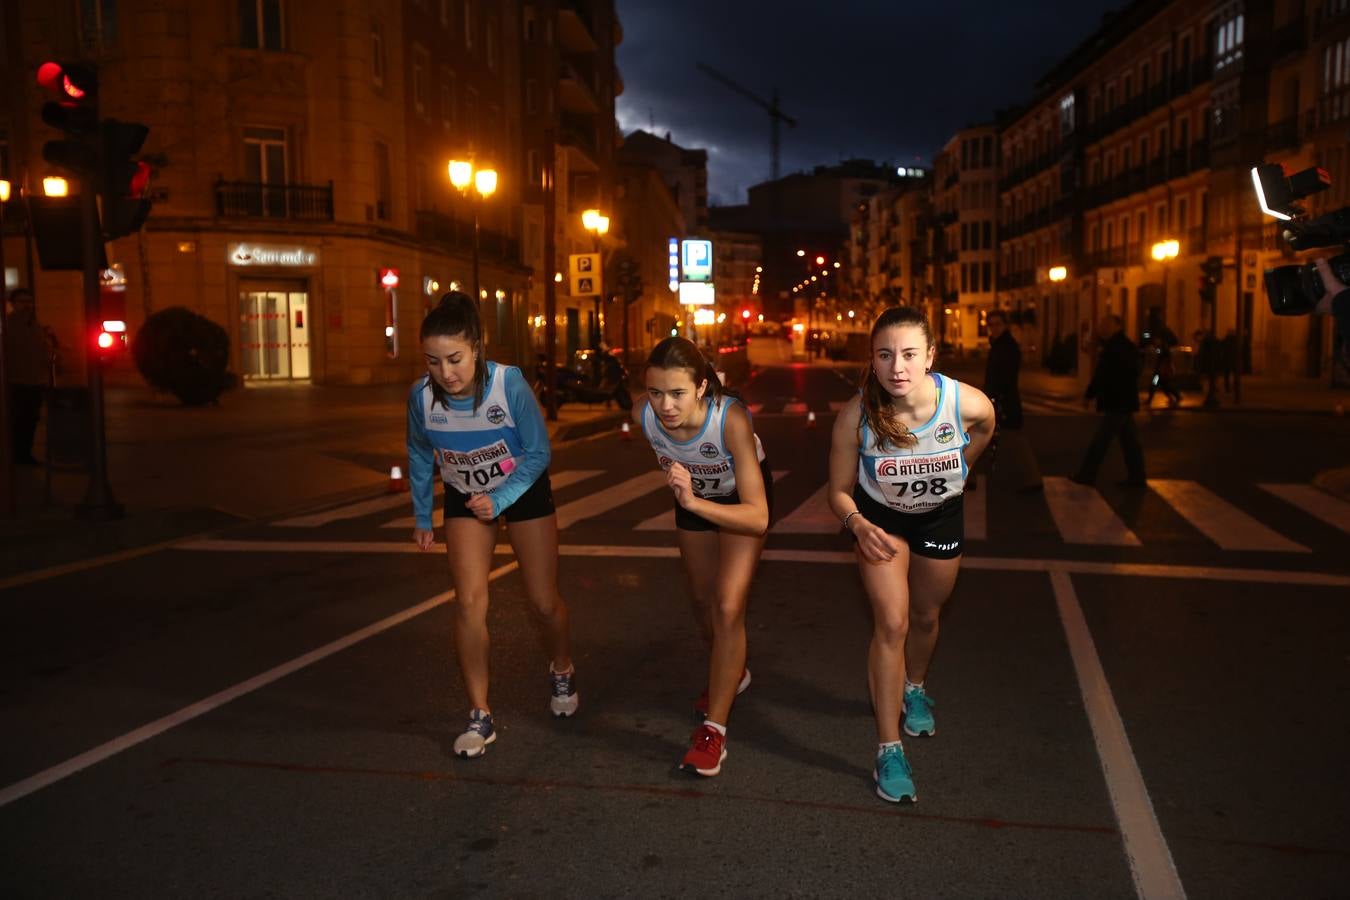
[741,309,751,319]
[37,60,97,107]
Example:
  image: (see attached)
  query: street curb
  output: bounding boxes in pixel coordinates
[1021,390,1349,416]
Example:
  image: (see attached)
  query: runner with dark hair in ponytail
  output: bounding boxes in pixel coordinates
[633,336,771,778]
[407,290,580,760]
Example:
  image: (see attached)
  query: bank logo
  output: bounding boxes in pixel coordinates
[486,404,506,425]
[935,423,956,444]
[699,442,719,459]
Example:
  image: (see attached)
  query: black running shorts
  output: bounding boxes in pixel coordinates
[676,459,775,532]
[851,484,964,559]
[444,471,555,524]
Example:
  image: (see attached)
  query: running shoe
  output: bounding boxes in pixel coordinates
[693,667,752,718]
[680,724,727,777]
[452,709,496,759]
[549,666,579,717]
[903,683,936,738]
[873,744,917,803]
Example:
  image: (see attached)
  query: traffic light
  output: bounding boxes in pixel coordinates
[1201,255,1224,285]
[741,309,751,320]
[1198,276,1217,308]
[37,60,100,174]
[100,119,152,240]
[95,267,128,359]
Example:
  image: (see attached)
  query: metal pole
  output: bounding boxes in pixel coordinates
[543,131,558,421]
[0,196,12,517]
[77,180,122,519]
[1233,228,1243,406]
[471,195,481,307]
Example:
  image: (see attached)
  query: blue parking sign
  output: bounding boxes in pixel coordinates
[680,239,713,282]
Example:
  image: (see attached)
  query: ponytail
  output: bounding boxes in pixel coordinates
[859,306,933,451]
[420,291,488,411]
[645,336,739,404]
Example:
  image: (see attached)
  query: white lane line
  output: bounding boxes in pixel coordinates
[772,483,839,533]
[554,471,669,529]
[0,561,521,809]
[1050,570,1187,900]
[1259,483,1350,535]
[1044,476,1142,546]
[380,470,606,530]
[634,470,789,531]
[276,494,411,528]
[173,541,1350,587]
[964,487,987,541]
[1149,480,1308,553]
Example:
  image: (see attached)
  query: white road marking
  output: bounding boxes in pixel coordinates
[1259,483,1350,535]
[1050,570,1187,900]
[1149,479,1309,552]
[380,470,606,530]
[0,561,521,809]
[964,486,987,541]
[276,494,411,528]
[554,471,669,529]
[634,470,789,531]
[172,541,1350,588]
[1043,476,1142,546]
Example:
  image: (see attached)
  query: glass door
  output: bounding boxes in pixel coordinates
[239,285,310,380]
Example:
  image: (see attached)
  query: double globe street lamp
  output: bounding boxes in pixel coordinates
[448,160,498,304]
[581,208,609,351]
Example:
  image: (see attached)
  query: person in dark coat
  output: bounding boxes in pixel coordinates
[1071,314,1146,487]
[983,310,1041,492]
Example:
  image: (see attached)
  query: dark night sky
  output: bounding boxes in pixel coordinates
[615,0,1125,205]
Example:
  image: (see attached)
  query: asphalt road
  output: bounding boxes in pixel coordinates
[2,359,1348,899]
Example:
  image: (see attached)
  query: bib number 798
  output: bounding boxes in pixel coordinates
[889,477,948,498]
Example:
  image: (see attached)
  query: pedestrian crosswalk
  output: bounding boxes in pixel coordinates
[744,397,1082,417]
[286,468,1349,554]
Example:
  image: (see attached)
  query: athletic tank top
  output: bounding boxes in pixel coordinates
[641,396,766,498]
[858,372,969,514]
[418,361,525,496]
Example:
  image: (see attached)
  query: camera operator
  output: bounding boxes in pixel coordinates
[1313,258,1350,344]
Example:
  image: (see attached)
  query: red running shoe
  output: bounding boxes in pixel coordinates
[693,667,752,718]
[681,724,727,776]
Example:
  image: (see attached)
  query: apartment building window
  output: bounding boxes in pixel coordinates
[960,223,969,250]
[1105,221,1114,248]
[526,149,542,189]
[371,20,385,88]
[413,46,429,114]
[1178,117,1190,149]
[1157,126,1169,156]
[1177,196,1189,231]
[1090,222,1100,251]
[983,136,994,167]
[1141,61,1150,88]
[1089,158,1100,185]
[524,5,537,41]
[1059,93,1075,136]
[1160,49,1171,84]
[79,0,119,50]
[1137,211,1147,242]
[1122,145,1132,171]
[1214,13,1245,71]
[982,262,992,292]
[1123,73,1132,99]
[1120,217,1129,247]
[961,265,968,293]
[243,126,287,216]
[374,141,391,221]
[1324,36,1350,119]
[441,71,455,128]
[1105,84,1116,111]
[982,221,992,249]
[1155,203,1167,233]
[1139,135,1148,161]
[240,0,284,50]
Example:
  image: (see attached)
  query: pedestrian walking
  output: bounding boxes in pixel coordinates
[4,289,53,465]
[634,336,771,778]
[1071,315,1147,487]
[826,306,995,803]
[1144,328,1182,408]
[982,309,1041,493]
[1219,329,1238,393]
[407,292,579,759]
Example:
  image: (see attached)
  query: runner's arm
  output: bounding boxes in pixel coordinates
[959,382,997,466]
[490,365,553,517]
[673,403,769,535]
[406,384,437,531]
[827,400,899,562]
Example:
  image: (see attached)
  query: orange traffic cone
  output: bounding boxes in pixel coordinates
[620,421,633,441]
[388,464,409,493]
[805,410,817,429]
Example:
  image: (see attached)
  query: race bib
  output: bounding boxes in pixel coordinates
[656,454,735,497]
[438,439,518,494]
[873,448,963,512]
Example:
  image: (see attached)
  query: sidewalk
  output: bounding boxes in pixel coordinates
[0,381,627,580]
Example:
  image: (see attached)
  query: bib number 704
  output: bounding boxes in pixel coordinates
[889,477,949,498]
[457,461,507,488]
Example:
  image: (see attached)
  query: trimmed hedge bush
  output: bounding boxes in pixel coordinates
[131,307,237,406]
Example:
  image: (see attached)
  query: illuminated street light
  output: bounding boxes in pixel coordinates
[447,160,499,302]
[1048,265,1068,282]
[43,176,69,197]
[1150,239,1179,262]
[0,180,9,203]
[796,249,805,257]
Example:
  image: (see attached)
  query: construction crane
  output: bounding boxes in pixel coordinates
[696,62,797,182]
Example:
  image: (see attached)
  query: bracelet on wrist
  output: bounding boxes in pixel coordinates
[842,510,862,532]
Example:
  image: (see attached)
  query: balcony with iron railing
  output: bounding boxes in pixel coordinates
[415,209,521,264]
[215,179,334,221]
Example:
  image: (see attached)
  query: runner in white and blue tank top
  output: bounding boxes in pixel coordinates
[826,307,996,806]
[634,337,772,780]
[407,292,579,761]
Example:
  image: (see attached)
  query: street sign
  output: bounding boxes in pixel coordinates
[679,281,715,306]
[681,239,712,282]
[569,252,601,296]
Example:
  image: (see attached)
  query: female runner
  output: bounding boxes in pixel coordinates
[827,306,995,802]
[634,337,771,777]
[408,292,578,758]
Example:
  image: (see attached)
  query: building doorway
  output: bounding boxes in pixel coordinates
[239,281,311,380]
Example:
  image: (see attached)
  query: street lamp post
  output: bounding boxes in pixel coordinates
[0,179,11,516]
[1047,265,1067,368]
[448,160,497,304]
[582,208,609,352]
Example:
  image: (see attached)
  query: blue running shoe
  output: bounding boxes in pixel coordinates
[873,744,917,803]
[549,666,579,717]
[453,709,496,759]
[903,684,936,738]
